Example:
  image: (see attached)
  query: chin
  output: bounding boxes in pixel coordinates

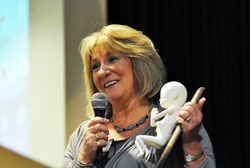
[106,93,123,103]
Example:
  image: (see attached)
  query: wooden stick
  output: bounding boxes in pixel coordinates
[156,87,205,168]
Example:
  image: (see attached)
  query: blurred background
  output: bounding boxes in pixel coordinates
[0,0,249,167]
[107,1,250,167]
[0,0,105,167]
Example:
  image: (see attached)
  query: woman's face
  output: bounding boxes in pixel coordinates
[91,47,135,104]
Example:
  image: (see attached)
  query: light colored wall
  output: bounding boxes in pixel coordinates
[29,0,65,167]
[29,0,106,167]
[65,0,107,142]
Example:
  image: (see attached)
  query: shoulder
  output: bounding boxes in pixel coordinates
[69,121,88,141]
[61,121,89,166]
[66,121,88,153]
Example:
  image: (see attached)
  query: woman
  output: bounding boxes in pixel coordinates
[61,24,215,168]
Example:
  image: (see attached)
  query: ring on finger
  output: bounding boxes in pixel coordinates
[95,133,100,141]
[186,114,192,122]
[97,141,102,148]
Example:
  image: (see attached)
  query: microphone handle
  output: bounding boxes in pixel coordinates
[93,108,109,167]
[94,108,105,118]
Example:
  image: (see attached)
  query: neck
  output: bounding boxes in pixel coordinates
[111,97,150,127]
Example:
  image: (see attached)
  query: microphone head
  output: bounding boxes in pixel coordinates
[91,92,108,110]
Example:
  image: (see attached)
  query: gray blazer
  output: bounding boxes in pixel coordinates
[60,105,215,168]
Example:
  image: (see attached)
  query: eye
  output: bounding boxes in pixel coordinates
[91,62,100,71]
[108,56,119,63]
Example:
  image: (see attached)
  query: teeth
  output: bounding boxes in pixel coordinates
[105,80,118,88]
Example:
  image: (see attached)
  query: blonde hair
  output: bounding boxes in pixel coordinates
[80,24,166,116]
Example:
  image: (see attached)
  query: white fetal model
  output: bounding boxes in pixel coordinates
[135,81,187,155]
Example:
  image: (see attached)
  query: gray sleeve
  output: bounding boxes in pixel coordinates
[184,124,216,168]
[60,122,86,168]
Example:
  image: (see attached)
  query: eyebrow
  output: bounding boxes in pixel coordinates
[90,52,113,62]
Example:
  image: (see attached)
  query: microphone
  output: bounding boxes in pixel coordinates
[91,92,108,118]
[91,92,112,152]
[91,92,109,167]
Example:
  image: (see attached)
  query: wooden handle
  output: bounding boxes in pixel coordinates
[190,87,205,103]
[156,87,205,168]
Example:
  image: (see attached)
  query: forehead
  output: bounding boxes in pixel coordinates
[91,47,108,59]
[93,46,107,55]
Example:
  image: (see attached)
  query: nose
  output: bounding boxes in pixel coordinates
[98,63,111,79]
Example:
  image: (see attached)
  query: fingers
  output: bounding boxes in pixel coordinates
[176,105,195,125]
[87,117,109,127]
[79,117,110,162]
[198,97,206,110]
[96,138,108,148]
[178,106,194,121]
[84,117,109,146]
[176,98,206,144]
[86,117,109,134]
[176,97,206,125]
[82,131,109,151]
[95,131,109,142]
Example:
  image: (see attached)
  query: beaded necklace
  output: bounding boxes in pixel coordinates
[112,114,149,133]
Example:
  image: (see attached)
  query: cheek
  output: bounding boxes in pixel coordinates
[126,65,134,84]
[125,69,135,89]
[92,74,100,90]
[126,63,134,81]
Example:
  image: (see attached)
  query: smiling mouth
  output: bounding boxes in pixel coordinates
[105,80,118,88]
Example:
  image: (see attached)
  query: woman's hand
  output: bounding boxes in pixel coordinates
[176,98,206,166]
[176,97,206,144]
[78,117,109,163]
